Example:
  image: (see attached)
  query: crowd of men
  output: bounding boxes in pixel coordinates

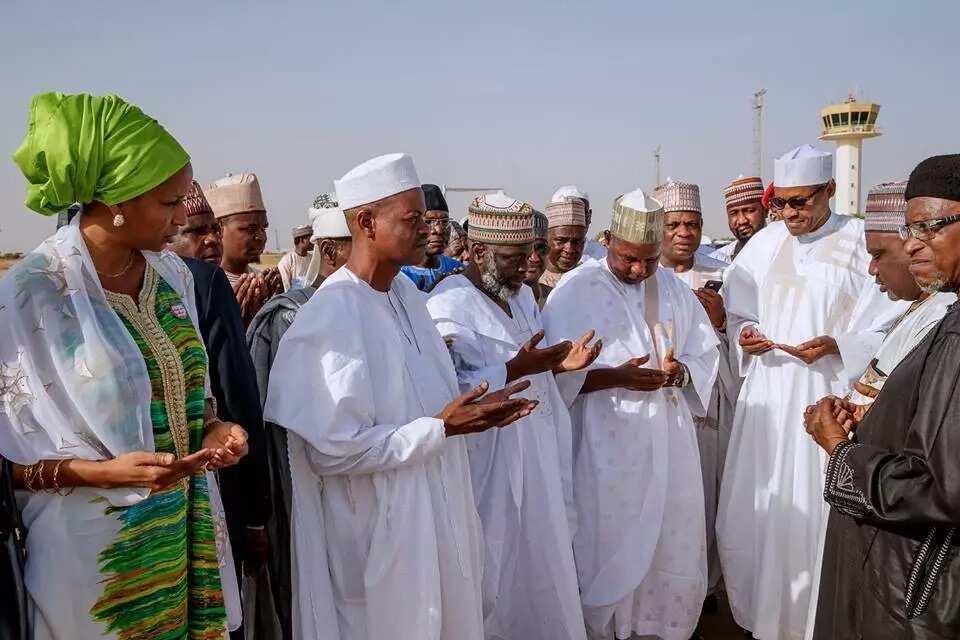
[156,147,960,640]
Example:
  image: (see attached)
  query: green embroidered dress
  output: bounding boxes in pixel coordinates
[84,266,227,639]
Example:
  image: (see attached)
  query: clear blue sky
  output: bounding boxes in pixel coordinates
[1,0,957,251]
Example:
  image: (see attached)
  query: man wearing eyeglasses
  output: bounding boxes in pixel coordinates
[806,155,960,639]
[400,183,462,291]
[655,178,739,610]
[716,144,906,640]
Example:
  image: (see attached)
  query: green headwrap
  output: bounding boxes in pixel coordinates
[13,92,190,216]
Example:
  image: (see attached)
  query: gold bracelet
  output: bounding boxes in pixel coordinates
[34,460,46,492]
[22,462,36,492]
[49,459,65,494]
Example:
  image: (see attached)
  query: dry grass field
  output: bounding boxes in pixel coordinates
[0,258,17,276]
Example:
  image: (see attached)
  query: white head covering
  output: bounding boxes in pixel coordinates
[551,185,590,204]
[334,153,421,210]
[774,144,834,187]
[308,201,351,241]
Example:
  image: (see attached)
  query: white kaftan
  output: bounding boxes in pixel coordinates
[665,251,739,593]
[263,268,485,640]
[427,275,586,640]
[277,250,312,291]
[542,259,719,640]
[708,241,738,264]
[716,216,907,640]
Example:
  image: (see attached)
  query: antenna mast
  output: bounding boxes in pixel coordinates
[753,89,767,178]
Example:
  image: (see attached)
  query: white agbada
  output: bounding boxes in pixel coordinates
[427,275,586,640]
[542,259,719,640]
[709,241,737,263]
[665,250,740,592]
[263,267,484,640]
[716,215,908,640]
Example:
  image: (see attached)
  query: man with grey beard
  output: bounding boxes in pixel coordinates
[427,191,601,640]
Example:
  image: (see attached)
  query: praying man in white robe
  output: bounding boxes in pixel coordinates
[542,189,719,640]
[654,178,740,597]
[264,154,537,640]
[427,191,602,640]
[715,145,908,640]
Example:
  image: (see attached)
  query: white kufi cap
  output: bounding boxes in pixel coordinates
[774,144,834,188]
[308,195,350,242]
[334,153,421,210]
[551,185,590,204]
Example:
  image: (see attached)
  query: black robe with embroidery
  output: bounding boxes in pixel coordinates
[814,302,960,639]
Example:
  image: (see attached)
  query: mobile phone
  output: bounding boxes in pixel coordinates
[704,280,723,292]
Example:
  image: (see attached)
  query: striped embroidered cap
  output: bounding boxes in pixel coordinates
[611,188,664,245]
[864,180,908,233]
[468,191,535,246]
[183,180,213,217]
[532,209,548,241]
[653,178,702,214]
[723,175,765,209]
[544,199,586,228]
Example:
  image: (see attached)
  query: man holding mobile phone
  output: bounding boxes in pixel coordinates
[655,178,738,609]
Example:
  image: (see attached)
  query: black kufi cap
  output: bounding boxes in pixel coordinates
[905,154,960,202]
[422,183,449,212]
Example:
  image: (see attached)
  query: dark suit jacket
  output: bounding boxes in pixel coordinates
[184,258,271,532]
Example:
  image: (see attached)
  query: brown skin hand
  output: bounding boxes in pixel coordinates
[606,235,660,285]
[660,211,702,271]
[417,209,451,268]
[546,225,586,274]
[865,231,923,302]
[81,163,194,299]
[344,187,429,291]
[220,211,269,274]
[776,181,835,237]
[168,211,223,264]
[725,201,767,242]
[903,196,960,293]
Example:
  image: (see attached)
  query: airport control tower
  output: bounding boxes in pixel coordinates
[818,95,881,215]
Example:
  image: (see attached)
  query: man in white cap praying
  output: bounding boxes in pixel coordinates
[263,153,537,640]
[276,223,314,291]
[551,185,607,261]
[715,144,907,640]
[654,178,738,607]
[542,188,719,640]
[427,192,601,640]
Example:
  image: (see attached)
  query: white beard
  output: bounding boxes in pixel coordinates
[480,252,520,303]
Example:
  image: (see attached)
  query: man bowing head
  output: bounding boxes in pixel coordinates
[542,189,720,640]
[264,153,536,640]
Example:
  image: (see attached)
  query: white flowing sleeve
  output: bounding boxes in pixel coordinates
[676,287,720,417]
[542,283,596,408]
[264,306,446,476]
[834,282,909,386]
[433,320,508,392]
[721,256,763,378]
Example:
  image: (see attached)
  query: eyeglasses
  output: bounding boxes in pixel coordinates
[768,184,827,212]
[426,218,451,230]
[533,242,548,256]
[898,214,960,241]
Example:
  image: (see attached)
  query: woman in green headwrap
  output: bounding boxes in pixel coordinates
[1,93,246,639]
